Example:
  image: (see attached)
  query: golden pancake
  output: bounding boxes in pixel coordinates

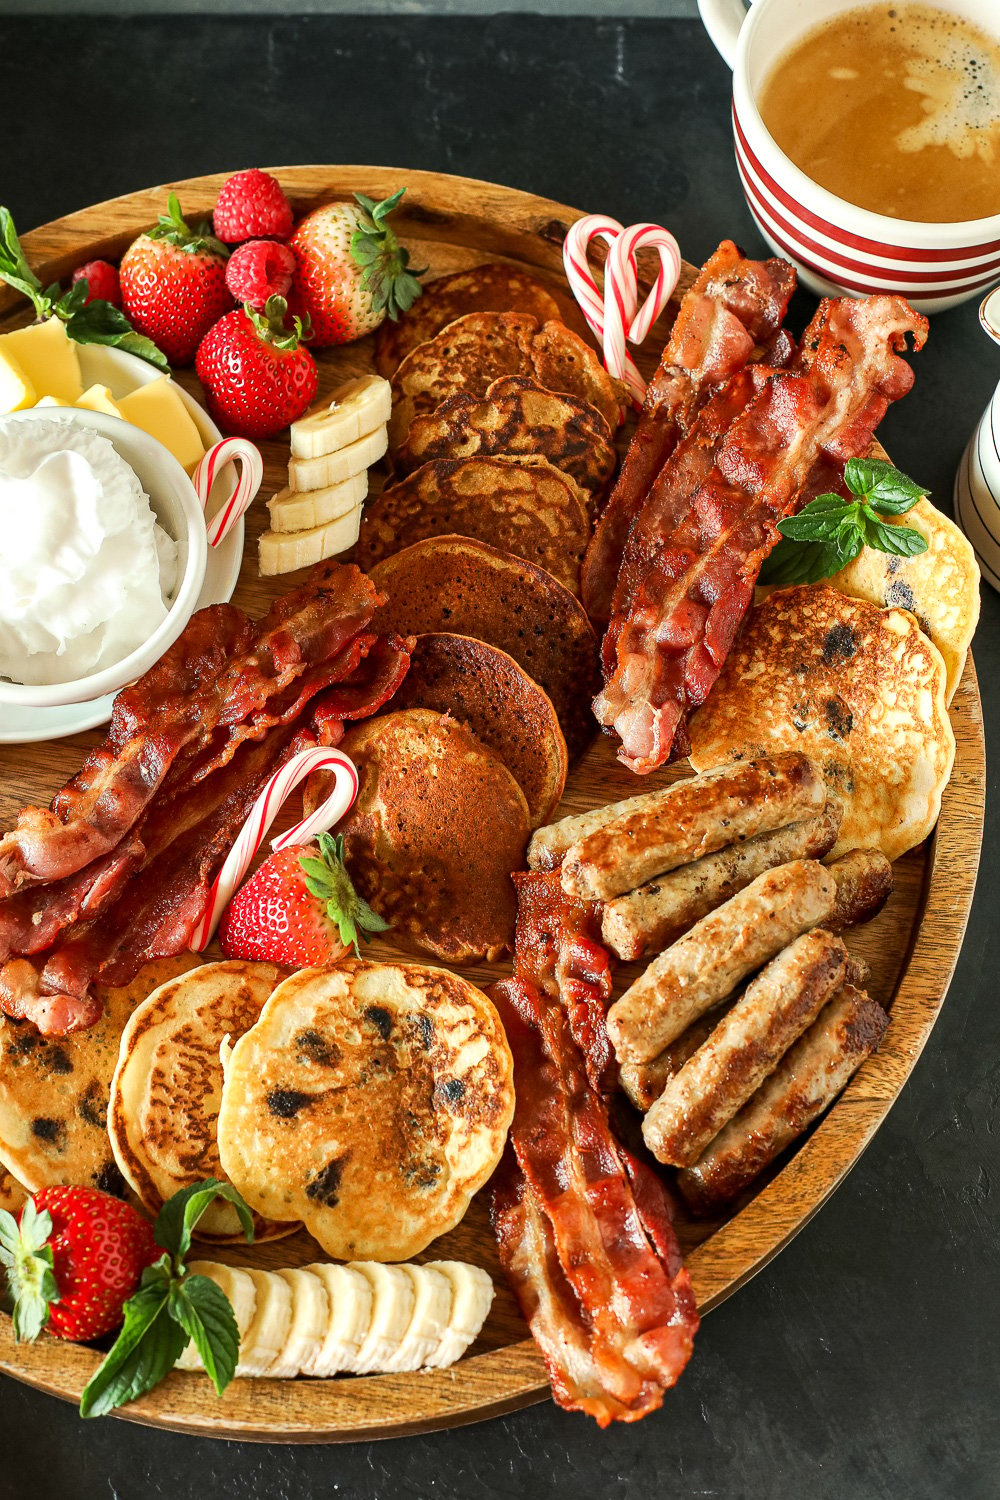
[357,455,591,594]
[374,263,563,377]
[396,376,616,504]
[388,313,620,451]
[216,960,515,1262]
[688,585,955,862]
[370,535,601,762]
[108,960,295,1242]
[0,952,201,1197]
[306,709,530,963]
[0,1165,26,1213]
[825,499,980,704]
[385,632,568,828]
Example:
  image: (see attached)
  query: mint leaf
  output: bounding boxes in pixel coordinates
[861,515,929,558]
[64,300,170,373]
[169,1275,240,1396]
[760,533,863,586]
[154,1178,254,1263]
[843,456,928,513]
[80,1282,183,1419]
[0,206,46,311]
[776,500,858,542]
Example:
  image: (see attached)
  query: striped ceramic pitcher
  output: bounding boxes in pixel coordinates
[955,288,1000,592]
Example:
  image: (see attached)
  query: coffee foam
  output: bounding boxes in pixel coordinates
[894,16,1000,159]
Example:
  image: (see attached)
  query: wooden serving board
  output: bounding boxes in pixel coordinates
[0,168,985,1441]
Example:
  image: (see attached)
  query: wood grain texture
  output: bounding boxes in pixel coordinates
[0,167,984,1440]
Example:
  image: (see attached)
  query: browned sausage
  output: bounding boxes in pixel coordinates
[606,860,837,1065]
[827,849,893,932]
[642,930,847,1167]
[601,804,842,961]
[676,984,889,1215]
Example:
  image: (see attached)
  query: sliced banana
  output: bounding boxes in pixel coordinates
[383,1264,454,1372]
[271,1268,329,1378]
[267,472,367,534]
[302,1262,373,1377]
[258,506,363,576]
[175,1262,257,1372]
[288,425,388,493]
[237,1267,294,1375]
[348,1263,415,1375]
[290,375,392,460]
[423,1261,495,1368]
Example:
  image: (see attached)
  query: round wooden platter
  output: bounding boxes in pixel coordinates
[0,168,985,1441]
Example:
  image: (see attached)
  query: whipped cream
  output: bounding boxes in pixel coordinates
[0,417,179,686]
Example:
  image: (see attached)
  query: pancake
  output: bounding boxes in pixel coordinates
[305,709,531,963]
[108,960,295,1242]
[356,455,591,595]
[0,952,201,1198]
[688,585,955,861]
[385,632,568,827]
[0,1165,26,1212]
[370,536,601,762]
[216,960,515,1262]
[395,376,617,504]
[374,263,563,378]
[388,313,620,452]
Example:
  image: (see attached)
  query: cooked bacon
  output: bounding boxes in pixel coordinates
[594,295,929,772]
[581,242,796,623]
[491,976,698,1423]
[0,835,146,962]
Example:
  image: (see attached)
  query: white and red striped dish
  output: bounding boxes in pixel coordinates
[954,288,1000,591]
[698,0,1000,313]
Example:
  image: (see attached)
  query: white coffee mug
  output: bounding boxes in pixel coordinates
[698,0,1000,311]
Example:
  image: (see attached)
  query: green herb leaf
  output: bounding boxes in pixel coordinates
[63,300,170,372]
[861,514,930,558]
[775,500,859,543]
[79,1281,184,1419]
[0,207,47,312]
[154,1178,254,1264]
[759,532,864,587]
[843,456,928,514]
[168,1275,240,1396]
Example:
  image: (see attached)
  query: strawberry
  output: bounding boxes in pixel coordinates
[195,295,318,440]
[288,188,423,347]
[119,193,232,366]
[219,831,389,967]
[225,239,295,310]
[214,168,293,245]
[0,1187,158,1343]
[71,259,121,308]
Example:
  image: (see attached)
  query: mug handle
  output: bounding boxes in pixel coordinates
[697,0,752,69]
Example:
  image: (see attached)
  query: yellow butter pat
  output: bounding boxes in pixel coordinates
[0,317,82,403]
[76,384,124,419]
[117,377,205,473]
[0,350,36,413]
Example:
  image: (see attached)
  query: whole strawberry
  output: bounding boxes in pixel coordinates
[289,188,423,347]
[219,831,389,966]
[214,168,293,245]
[71,259,121,308]
[195,295,318,440]
[120,193,231,365]
[0,1187,158,1343]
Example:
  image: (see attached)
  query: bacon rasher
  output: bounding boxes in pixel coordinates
[580,241,796,623]
[594,295,929,773]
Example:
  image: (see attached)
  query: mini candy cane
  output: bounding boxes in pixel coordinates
[563,214,625,343]
[190,746,359,949]
[193,437,264,547]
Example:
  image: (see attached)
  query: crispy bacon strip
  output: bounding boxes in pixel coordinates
[594,295,929,772]
[581,242,796,623]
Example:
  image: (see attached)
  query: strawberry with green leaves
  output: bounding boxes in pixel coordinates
[195,294,318,440]
[120,193,232,366]
[289,188,424,347]
[219,830,389,967]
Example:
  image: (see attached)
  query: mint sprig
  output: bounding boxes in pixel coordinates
[350,189,425,321]
[79,1178,253,1419]
[0,204,169,372]
[760,457,929,587]
[299,830,390,955]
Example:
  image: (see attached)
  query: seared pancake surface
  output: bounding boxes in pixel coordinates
[356,455,591,594]
[386,632,567,828]
[371,536,601,761]
[108,960,293,1240]
[306,709,530,963]
[216,961,515,1261]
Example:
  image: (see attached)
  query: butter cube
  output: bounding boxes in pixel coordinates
[34,395,70,408]
[0,317,82,403]
[0,349,36,414]
[117,377,205,474]
[76,384,125,419]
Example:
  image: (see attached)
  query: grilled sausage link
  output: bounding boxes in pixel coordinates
[602,803,842,961]
[676,984,889,1215]
[559,753,827,902]
[827,848,893,932]
[606,859,837,1065]
[642,930,847,1167]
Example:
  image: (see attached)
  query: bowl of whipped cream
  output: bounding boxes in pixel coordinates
[0,409,208,707]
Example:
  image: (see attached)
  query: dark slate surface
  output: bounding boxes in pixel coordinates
[2,16,998,1499]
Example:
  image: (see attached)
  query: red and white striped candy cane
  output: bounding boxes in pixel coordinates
[190,746,359,949]
[193,437,264,547]
[563,214,625,344]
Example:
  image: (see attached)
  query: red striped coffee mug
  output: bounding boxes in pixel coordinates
[697,0,1000,312]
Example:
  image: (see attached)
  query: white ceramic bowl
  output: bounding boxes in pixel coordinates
[0,407,208,708]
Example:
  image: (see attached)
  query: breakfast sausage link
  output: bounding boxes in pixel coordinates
[606,859,837,1065]
[676,984,889,1216]
[560,752,827,903]
[826,848,894,932]
[602,803,842,961]
[642,930,848,1167]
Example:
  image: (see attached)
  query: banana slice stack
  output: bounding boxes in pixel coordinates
[258,374,392,576]
[175,1258,494,1378]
